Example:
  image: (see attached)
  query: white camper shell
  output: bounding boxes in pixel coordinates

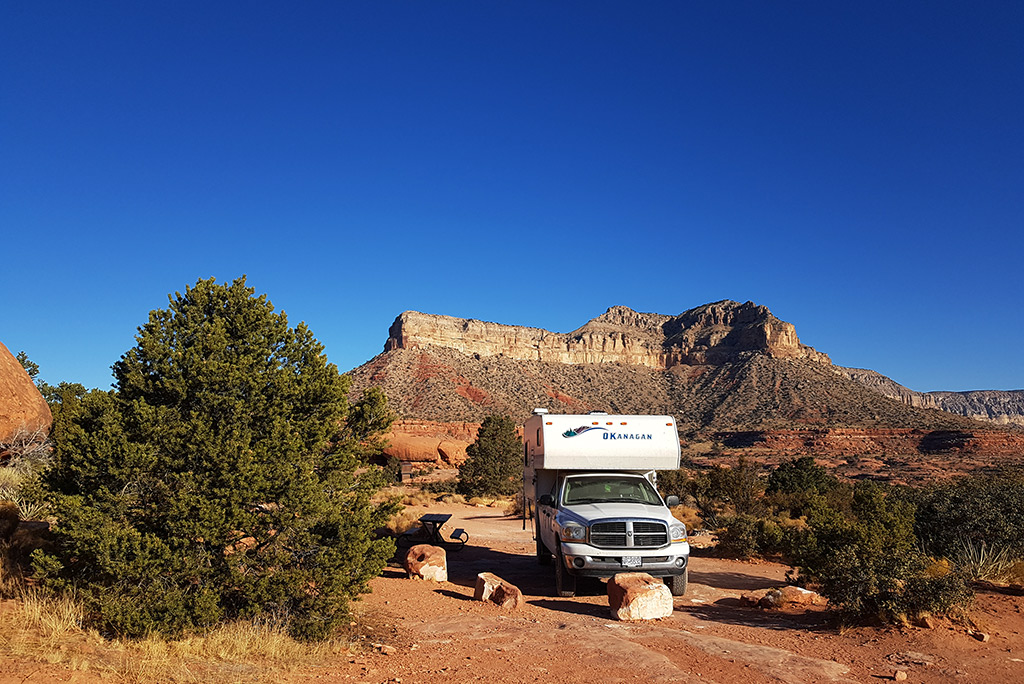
[524,410,690,598]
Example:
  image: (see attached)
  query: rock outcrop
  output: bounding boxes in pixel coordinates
[384,301,830,371]
[0,342,51,445]
[382,420,477,466]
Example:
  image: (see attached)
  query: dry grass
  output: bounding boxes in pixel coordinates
[1,590,354,683]
[384,509,421,535]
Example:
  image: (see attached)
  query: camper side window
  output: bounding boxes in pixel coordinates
[536,428,542,446]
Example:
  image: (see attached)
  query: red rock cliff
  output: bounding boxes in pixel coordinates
[0,342,52,443]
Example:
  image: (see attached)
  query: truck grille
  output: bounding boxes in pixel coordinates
[590,520,668,549]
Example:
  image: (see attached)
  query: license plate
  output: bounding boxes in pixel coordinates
[621,556,641,568]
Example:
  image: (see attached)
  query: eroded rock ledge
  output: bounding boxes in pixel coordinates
[384,301,830,370]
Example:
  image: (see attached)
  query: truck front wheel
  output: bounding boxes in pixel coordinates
[667,568,688,597]
[554,549,576,598]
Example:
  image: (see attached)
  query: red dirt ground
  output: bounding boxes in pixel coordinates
[3,502,1023,683]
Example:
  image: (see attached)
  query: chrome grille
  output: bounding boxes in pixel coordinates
[633,521,669,547]
[589,520,669,549]
[591,521,627,547]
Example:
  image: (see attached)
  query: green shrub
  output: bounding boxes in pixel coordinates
[717,515,787,559]
[794,481,973,622]
[457,415,520,498]
[35,277,398,640]
[913,471,1024,560]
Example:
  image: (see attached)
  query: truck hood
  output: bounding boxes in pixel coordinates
[559,502,674,525]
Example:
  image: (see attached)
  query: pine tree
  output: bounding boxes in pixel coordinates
[36,277,396,640]
[458,415,521,497]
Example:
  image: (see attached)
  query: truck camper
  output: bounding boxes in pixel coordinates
[523,409,690,597]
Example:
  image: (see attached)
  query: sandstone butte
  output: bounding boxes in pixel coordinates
[358,300,1024,473]
[0,341,51,446]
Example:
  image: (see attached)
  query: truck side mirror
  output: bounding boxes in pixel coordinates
[665,495,680,507]
[538,494,555,507]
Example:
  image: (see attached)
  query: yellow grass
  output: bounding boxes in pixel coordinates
[0,588,354,683]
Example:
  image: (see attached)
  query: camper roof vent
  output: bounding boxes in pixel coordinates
[588,411,608,415]
[532,408,549,415]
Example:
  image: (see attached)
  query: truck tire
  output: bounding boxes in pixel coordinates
[667,568,688,597]
[555,548,576,597]
[536,534,551,565]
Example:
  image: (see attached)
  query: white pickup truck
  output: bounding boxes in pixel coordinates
[523,410,690,597]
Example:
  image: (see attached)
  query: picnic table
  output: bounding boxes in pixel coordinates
[418,513,452,544]
[398,513,469,549]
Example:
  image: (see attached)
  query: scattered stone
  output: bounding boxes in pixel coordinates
[778,585,828,606]
[758,589,784,609]
[608,572,673,621]
[404,544,448,582]
[914,615,939,629]
[969,630,991,643]
[740,586,827,609]
[894,670,908,681]
[474,572,524,609]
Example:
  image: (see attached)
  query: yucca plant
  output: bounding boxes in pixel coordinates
[952,538,1019,581]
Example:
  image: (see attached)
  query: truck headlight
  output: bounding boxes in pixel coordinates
[670,523,687,542]
[560,523,587,542]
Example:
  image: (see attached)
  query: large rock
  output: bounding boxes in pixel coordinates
[0,342,51,445]
[473,572,524,609]
[403,544,447,582]
[607,572,673,621]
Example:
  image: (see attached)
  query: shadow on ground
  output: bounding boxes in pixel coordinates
[688,569,782,592]
[679,598,832,633]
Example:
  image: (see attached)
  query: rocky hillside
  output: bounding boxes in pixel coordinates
[841,368,1024,427]
[350,301,985,433]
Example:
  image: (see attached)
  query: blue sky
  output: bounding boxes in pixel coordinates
[2,2,1021,393]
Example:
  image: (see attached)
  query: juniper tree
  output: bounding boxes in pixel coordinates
[458,415,521,497]
[36,277,397,640]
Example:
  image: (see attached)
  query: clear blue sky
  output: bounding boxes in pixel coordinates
[2,2,1021,393]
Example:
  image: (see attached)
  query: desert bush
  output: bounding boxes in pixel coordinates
[457,415,520,498]
[438,493,466,505]
[765,456,847,518]
[913,471,1024,560]
[716,514,788,559]
[35,277,398,641]
[794,481,973,622]
[504,494,524,517]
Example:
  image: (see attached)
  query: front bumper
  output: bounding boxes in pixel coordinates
[559,541,690,578]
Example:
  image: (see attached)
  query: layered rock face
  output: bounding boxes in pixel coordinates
[0,342,51,444]
[842,368,1024,427]
[384,301,830,371]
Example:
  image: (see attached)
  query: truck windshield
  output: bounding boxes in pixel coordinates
[562,476,663,506]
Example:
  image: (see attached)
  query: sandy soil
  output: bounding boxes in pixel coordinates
[2,502,1022,683]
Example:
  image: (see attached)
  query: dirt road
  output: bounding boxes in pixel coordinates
[331,502,1024,684]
